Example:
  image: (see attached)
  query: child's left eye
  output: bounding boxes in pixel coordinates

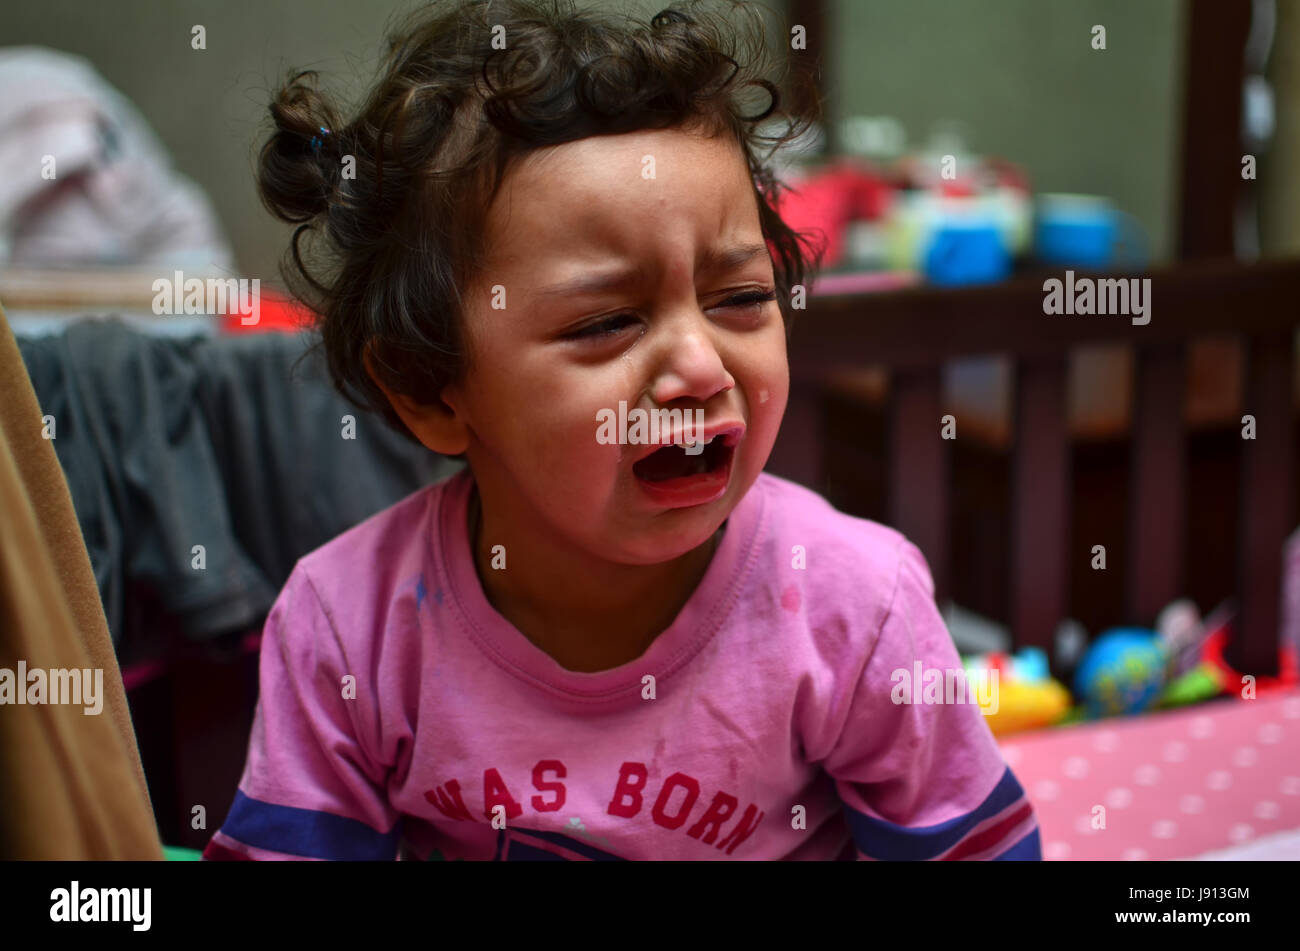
[721,289,778,311]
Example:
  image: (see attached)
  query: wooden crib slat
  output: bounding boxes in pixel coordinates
[1232,330,1295,676]
[769,381,825,490]
[1011,357,1069,656]
[788,260,1300,662]
[888,367,949,605]
[1128,345,1187,625]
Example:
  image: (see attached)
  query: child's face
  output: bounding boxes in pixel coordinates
[445,125,789,565]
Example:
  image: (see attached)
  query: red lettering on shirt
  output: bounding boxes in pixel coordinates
[424,779,475,822]
[531,760,567,812]
[686,792,739,844]
[651,772,700,830]
[607,762,648,818]
[483,768,524,823]
[716,803,765,854]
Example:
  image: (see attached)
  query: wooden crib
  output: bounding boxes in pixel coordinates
[768,257,1300,678]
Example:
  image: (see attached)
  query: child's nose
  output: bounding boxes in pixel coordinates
[647,322,736,406]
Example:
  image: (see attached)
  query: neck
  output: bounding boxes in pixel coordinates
[467,481,720,672]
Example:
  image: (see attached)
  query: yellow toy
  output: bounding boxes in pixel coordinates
[963,648,1072,736]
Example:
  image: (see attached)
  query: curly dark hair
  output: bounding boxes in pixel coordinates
[257,0,825,445]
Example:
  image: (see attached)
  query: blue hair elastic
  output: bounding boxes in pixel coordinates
[310,126,330,152]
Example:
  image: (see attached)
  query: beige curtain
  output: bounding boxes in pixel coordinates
[0,300,162,859]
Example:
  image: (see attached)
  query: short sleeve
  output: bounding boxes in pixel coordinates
[202,564,402,860]
[821,541,1042,860]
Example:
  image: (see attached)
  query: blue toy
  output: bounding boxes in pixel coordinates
[1073,628,1170,718]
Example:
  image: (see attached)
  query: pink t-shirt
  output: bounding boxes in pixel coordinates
[204,469,1040,861]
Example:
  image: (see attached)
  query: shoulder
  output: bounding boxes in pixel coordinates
[750,471,920,594]
[278,469,466,651]
[747,472,940,666]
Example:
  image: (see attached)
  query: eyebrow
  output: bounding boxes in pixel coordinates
[532,242,771,301]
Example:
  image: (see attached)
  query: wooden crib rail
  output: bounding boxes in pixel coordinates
[777,256,1300,677]
[0,267,168,311]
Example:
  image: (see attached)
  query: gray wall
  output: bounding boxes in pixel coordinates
[5,0,416,283]
[4,0,782,285]
[3,0,1205,280]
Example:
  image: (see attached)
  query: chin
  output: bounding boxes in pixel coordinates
[609,513,726,565]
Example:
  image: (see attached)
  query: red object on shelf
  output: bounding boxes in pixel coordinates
[771,160,894,270]
[220,291,315,334]
[937,181,977,198]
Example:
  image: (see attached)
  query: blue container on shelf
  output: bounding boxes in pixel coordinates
[1034,193,1148,269]
[923,222,1011,286]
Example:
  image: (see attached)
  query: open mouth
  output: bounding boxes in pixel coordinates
[632,436,735,483]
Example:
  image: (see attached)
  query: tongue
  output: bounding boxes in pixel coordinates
[634,444,710,482]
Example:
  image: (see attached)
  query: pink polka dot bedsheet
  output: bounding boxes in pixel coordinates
[997,690,1300,860]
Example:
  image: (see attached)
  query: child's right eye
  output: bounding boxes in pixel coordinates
[567,314,638,339]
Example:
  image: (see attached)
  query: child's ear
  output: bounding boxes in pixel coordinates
[363,345,470,456]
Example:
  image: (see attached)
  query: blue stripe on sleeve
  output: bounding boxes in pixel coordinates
[221,790,401,860]
[841,766,1027,861]
[993,826,1042,860]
